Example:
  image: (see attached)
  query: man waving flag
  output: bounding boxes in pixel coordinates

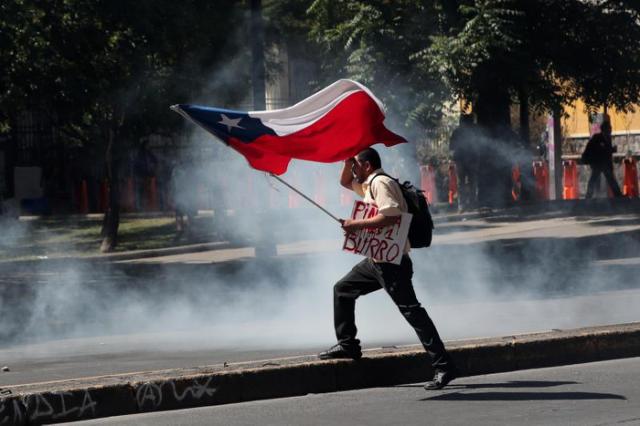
[171,79,406,175]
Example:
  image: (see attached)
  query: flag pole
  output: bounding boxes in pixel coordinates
[269,173,342,223]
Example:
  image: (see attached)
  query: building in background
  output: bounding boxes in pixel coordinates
[562,100,640,155]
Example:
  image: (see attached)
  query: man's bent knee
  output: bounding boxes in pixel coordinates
[334,281,348,295]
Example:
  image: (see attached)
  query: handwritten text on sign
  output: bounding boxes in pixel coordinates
[342,201,411,265]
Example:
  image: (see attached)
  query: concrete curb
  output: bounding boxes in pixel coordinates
[0,241,236,268]
[82,241,235,262]
[1,322,639,425]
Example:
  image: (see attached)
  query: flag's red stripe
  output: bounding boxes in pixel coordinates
[227,91,406,175]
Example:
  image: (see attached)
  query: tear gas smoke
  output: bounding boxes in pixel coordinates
[2,143,640,357]
[1,73,639,364]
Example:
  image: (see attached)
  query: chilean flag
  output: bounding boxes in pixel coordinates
[171,79,406,175]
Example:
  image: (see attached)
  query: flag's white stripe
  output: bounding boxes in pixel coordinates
[249,89,358,136]
[249,79,385,137]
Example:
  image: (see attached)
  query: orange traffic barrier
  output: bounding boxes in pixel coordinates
[146,177,158,211]
[532,161,550,200]
[623,157,639,197]
[197,183,208,210]
[98,179,109,212]
[448,162,458,205]
[314,170,327,207]
[288,172,302,208]
[78,180,89,214]
[269,181,281,209]
[340,187,353,207]
[420,165,438,204]
[122,177,135,212]
[511,164,521,201]
[244,174,257,209]
[562,160,579,200]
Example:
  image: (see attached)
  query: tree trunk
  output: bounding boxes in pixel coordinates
[6,116,18,199]
[518,88,530,145]
[552,106,563,200]
[474,85,513,208]
[250,0,266,110]
[100,129,121,253]
[518,87,534,201]
[439,0,460,31]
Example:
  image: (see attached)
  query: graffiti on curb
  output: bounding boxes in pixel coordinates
[136,382,162,408]
[27,390,97,422]
[136,377,217,410]
[0,399,24,426]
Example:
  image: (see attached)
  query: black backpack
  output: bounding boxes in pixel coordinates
[369,173,434,248]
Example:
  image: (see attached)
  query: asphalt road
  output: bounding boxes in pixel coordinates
[65,357,640,426]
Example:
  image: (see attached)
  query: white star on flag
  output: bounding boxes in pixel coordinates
[218,114,244,132]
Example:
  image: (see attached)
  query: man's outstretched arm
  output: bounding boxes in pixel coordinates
[341,214,399,233]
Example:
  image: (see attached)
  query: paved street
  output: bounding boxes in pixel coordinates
[67,357,640,426]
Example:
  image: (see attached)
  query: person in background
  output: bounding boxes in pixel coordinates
[582,119,623,198]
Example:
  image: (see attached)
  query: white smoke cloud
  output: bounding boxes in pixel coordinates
[1,41,639,372]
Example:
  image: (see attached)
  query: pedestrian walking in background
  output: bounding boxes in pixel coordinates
[581,120,623,198]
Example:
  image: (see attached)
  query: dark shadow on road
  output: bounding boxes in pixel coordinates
[422,391,626,401]
[398,380,579,389]
[432,223,500,236]
[583,218,640,227]
[448,380,579,389]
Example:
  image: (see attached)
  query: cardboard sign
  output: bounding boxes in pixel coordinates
[342,200,411,265]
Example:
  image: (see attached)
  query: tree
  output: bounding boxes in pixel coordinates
[423,0,640,203]
[428,0,640,122]
[307,0,448,138]
[0,0,250,251]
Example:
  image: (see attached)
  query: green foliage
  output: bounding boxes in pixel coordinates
[424,0,525,102]
[424,0,640,114]
[307,0,449,136]
[565,1,640,111]
[0,0,250,145]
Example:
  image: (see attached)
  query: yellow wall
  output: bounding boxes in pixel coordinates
[563,100,640,137]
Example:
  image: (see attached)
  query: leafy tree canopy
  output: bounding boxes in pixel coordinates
[425,0,640,115]
[307,0,449,138]
[0,0,249,144]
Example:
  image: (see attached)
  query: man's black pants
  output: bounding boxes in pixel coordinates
[334,255,452,370]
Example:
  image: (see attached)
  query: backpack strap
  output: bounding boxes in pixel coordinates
[368,173,395,200]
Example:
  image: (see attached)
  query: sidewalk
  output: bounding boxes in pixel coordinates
[114,197,640,265]
[17,198,640,266]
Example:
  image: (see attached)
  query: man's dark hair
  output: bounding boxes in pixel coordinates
[356,147,382,169]
[600,120,612,133]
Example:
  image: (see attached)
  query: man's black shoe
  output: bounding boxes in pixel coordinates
[424,368,458,390]
[318,344,362,360]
